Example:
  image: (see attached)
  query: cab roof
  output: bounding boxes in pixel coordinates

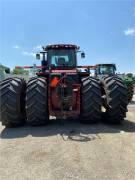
[96,64,116,70]
[43,44,80,51]
[96,63,116,67]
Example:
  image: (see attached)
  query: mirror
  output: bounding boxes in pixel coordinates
[81,52,85,58]
[36,53,40,60]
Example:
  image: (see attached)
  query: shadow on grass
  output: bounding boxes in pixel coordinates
[1,118,135,140]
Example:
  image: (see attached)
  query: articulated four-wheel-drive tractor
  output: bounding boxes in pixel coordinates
[94,64,134,102]
[0,44,128,127]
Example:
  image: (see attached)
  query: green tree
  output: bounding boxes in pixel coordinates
[12,68,29,75]
[13,68,23,74]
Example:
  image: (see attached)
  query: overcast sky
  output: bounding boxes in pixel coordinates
[0,0,135,73]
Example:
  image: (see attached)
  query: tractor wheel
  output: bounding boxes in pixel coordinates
[127,83,134,102]
[80,77,101,123]
[102,76,128,124]
[0,77,26,127]
[26,77,49,126]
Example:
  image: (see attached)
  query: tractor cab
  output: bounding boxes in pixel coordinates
[36,44,85,70]
[46,45,77,68]
[95,64,116,78]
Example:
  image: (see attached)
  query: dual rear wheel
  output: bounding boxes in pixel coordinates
[80,76,128,124]
[0,77,48,127]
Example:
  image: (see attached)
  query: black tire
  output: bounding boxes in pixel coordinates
[127,83,134,102]
[26,77,49,126]
[80,77,101,123]
[102,76,128,124]
[0,77,26,127]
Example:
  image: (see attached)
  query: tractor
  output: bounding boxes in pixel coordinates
[117,73,134,102]
[0,44,128,127]
[94,63,134,102]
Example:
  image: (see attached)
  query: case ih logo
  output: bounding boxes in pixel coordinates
[51,70,77,73]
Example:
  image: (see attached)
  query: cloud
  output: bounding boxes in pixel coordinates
[124,27,135,36]
[13,45,20,49]
[33,45,42,51]
[22,51,36,57]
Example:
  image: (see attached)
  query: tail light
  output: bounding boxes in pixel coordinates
[50,77,59,87]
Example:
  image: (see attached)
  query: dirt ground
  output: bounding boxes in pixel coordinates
[0,96,135,180]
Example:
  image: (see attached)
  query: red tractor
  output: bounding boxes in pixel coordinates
[0,44,128,127]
